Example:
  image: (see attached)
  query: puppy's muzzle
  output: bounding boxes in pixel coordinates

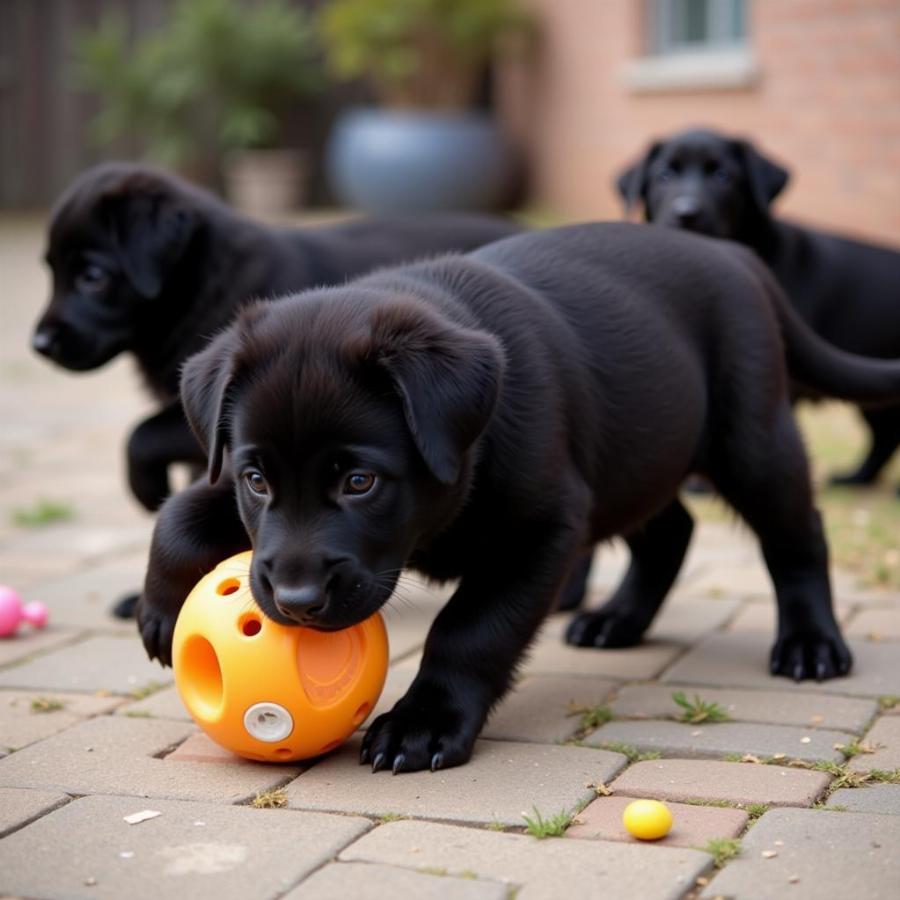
[273,583,326,625]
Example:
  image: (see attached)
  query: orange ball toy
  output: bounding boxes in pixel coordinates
[172,551,388,762]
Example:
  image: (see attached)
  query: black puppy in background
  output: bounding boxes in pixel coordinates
[33,162,521,512]
[617,128,900,492]
[139,223,900,772]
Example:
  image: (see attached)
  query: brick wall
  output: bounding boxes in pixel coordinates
[498,0,900,245]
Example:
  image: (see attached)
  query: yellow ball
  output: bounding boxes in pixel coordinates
[622,799,673,840]
[172,551,388,763]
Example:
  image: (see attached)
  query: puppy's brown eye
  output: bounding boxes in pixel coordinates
[343,471,376,496]
[75,263,109,294]
[244,470,269,496]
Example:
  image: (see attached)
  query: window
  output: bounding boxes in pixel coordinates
[648,0,747,55]
[622,0,755,92]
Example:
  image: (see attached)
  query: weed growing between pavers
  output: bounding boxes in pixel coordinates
[878,695,900,711]
[598,741,661,762]
[376,812,407,823]
[834,739,880,758]
[129,680,165,700]
[811,761,900,794]
[700,837,742,868]
[566,702,614,737]
[671,691,731,724]
[122,710,153,718]
[521,806,573,838]
[30,697,66,713]
[251,789,287,809]
[11,499,74,527]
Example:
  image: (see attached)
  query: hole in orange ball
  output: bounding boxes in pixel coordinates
[352,701,371,726]
[178,635,224,721]
[239,615,262,637]
[216,578,240,596]
[274,747,294,759]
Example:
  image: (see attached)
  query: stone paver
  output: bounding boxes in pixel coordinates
[523,627,683,680]
[609,683,877,733]
[611,759,832,807]
[340,819,711,900]
[284,737,626,825]
[662,632,900,697]
[566,794,748,847]
[0,794,370,900]
[0,715,300,802]
[1,688,123,752]
[20,554,148,631]
[848,715,900,772]
[166,732,245,764]
[845,606,900,640]
[0,625,83,668]
[116,684,192,720]
[700,808,900,900]
[587,720,847,763]
[0,634,170,695]
[645,595,742,643]
[0,787,69,838]
[482,675,618,743]
[828,784,900,815]
[284,862,508,900]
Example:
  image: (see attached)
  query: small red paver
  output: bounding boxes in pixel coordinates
[566,795,748,847]
[611,759,832,808]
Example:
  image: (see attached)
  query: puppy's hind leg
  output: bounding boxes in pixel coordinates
[711,404,851,681]
[555,552,594,611]
[829,406,900,490]
[565,500,693,648]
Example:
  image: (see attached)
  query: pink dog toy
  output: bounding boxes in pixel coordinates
[0,586,48,637]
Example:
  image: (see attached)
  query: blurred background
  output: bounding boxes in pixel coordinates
[1,0,899,598]
[0,0,897,244]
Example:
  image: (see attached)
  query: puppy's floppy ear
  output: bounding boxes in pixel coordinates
[730,139,790,216]
[615,141,661,216]
[180,326,242,484]
[101,174,197,298]
[368,303,504,485]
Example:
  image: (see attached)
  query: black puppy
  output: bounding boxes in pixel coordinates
[617,128,900,491]
[138,222,900,772]
[33,162,521,512]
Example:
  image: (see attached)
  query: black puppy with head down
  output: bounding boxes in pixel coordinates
[33,162,521,512]
[139,222,900,772]
[617,127,900,491]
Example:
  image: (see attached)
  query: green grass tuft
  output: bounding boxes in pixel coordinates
[521,806,572,839]
[599,741,661,763]
[12,499,74,528]
[30,697,66,713]
[672,691,730,724]
[701,838,742,868]
[250,789,287,809]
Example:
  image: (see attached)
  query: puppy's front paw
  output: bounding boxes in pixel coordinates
[565,608,646,648]
[770,630,852,682]
[136,599,177,667]
[360,688,479,774]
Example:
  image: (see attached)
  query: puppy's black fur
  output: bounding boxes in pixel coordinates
[617,128,900,490]
[33,162,521,512]
[139,222,900,772]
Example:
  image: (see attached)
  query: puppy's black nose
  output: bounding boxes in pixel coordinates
[671,196,701,225]
[32,327,60,358]
[274,584,325,625]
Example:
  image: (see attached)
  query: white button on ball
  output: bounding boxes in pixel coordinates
[243,702,294,742]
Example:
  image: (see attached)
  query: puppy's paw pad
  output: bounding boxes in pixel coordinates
[565,610,645,649]
[770,633,852,682]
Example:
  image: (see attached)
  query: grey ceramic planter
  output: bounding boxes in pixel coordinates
[326,108,515,213]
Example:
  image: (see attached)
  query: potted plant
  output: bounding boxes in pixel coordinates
[318,0,531,213]
[76,0,322,217]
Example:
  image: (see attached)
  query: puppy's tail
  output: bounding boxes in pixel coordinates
[749,253,900,405]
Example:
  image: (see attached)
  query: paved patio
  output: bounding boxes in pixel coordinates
[1,216,899,899]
